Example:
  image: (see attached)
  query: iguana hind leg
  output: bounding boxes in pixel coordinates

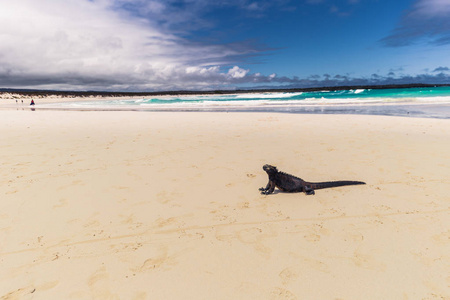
[304,187,315,195]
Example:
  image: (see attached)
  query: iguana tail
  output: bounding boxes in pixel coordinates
[307,181,366,190]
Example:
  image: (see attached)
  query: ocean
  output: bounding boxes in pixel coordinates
[42,86,450,118]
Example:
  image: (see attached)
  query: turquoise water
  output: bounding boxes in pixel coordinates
[52,86,450,108]
[42,86,450,118]
[141,86,450,105]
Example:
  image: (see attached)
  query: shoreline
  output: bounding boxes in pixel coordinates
[2,96,450,119]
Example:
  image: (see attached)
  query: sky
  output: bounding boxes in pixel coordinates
[1,0,450,91]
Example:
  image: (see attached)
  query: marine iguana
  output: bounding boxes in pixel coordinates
[259,164,365,195]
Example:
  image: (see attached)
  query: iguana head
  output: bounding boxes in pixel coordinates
[263,164,278,175]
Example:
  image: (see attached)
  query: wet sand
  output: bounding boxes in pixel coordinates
[0,110,449,299]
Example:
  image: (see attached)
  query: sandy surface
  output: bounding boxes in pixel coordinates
[0,110,449,299]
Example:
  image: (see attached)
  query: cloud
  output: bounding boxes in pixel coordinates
[243,71,450,90]
[228,66,249,79]
[433,66,450,72]
[381,0,450,47]
[114,0,295,30]
[0,0,277,91]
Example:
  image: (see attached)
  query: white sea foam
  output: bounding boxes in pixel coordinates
[234,92,303,99]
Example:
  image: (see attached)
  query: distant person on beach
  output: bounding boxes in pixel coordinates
[30,99,35,106]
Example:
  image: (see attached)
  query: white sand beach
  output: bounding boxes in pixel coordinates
[0,108,449,299]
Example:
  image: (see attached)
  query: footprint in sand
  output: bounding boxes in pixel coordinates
[88,266,118,299]
[238,201,250,209]
[237,227,277,258]
[155,217,177,229]
[156,191,182,205]
[132,245,178,272]
[303,223,329,242]
[269,287,297,300]
[83,218,100,228]
[52,198,68,208]
[279,267,300,285]
[343,231,364,242]
[352,249,386,271]
[289,254,330,274]
[432,230,450,245]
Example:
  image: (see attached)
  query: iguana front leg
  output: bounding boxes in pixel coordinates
[260,180,275,195]
[259,181,271,192]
